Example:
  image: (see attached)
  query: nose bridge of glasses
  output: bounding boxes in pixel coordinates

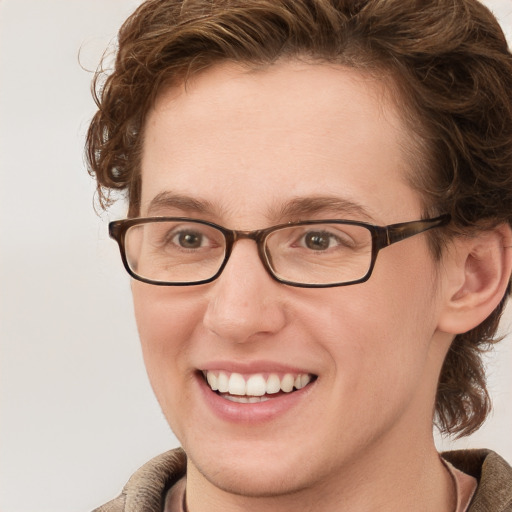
[226,228,273,274]
[229,227,270,248]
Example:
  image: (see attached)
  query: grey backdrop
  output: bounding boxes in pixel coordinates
[1,1,511,511]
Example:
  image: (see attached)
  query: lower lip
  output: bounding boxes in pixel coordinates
[196,373,316,424]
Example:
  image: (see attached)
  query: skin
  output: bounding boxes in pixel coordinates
[133,61,466,512]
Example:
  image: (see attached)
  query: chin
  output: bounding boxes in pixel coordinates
[190,452,317,498]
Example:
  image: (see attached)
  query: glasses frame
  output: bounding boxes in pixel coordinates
[109,214,450,288]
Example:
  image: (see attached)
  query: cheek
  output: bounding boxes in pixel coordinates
[131,284,203,393]
[133,284,200,343]
[306,255,440,395]
[131,285,212,440]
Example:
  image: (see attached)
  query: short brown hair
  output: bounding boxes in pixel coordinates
[86,0,512,437]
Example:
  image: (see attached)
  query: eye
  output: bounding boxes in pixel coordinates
[303,231,335,250]
[300,230,350,251]
[173,230,206,249]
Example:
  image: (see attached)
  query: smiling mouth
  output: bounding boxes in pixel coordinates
[202,370,317,403]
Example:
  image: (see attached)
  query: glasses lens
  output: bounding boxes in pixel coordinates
[265,223,373,285]
[124,220,226,283]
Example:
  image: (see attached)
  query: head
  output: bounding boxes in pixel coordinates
[87,0,512,496]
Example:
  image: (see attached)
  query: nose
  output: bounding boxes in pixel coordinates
[203,239,287,344]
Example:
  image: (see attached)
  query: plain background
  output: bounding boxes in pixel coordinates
[0,1,511,511]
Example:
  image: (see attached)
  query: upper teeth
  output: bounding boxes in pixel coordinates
[204,371,312,396]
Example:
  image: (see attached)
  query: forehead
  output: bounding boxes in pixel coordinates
[140,60,422,225]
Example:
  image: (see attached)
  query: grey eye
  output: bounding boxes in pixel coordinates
[175,231,204,249]
[303,231,332,250]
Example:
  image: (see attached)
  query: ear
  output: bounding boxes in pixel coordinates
[437,223,512,335]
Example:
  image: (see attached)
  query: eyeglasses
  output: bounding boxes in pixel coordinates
[109,214,450,288]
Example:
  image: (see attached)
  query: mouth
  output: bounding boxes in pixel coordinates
[201,370,317,404]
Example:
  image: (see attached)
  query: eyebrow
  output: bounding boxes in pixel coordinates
[146,191,376,223]
[272,196,376,222]
[147,192,218,216]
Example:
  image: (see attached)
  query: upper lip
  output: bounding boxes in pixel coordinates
[198,360,315,376]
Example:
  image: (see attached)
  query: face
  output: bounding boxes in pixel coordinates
[134,61,451,501]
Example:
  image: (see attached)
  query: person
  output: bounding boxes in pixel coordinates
[86,0,512,510]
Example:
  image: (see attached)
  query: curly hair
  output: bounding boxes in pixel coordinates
[86,0,512,437]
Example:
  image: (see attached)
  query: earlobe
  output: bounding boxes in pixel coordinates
[437,224,512,335]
